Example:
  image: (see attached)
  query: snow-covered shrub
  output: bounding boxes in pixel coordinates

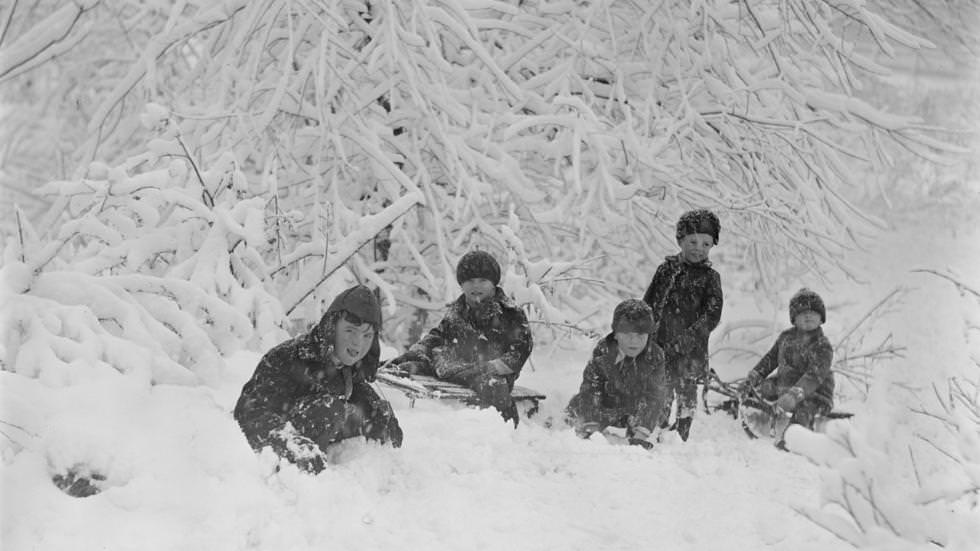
[1,1,961,340]
[792,274,980,550]
[1,104,287,386]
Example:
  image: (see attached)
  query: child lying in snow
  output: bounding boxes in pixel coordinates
[565,299,668,449]
[234,285,402,473]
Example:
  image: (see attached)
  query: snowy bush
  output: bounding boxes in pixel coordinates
[791,274,980,550]
[1,0,961,335]
[1,105,287,386]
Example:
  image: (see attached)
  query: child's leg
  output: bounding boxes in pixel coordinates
[672,358,703,441]
[789,398,830,429]
[659,361,680,429]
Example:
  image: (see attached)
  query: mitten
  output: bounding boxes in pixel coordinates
[395,361,422,376]
[673,333,696,355]
[391,351,423,365]
[575,422,601,438]
[740,371,762,393]
[486,358,514,376]
[628,426,655,450]
[775,387,804,413]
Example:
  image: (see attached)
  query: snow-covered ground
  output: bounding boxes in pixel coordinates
[2,203,978,551]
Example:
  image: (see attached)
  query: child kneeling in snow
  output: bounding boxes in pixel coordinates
[565,299,668,449]
[234,285,403,474]
[741,288,835,433]
[389,250,533,427]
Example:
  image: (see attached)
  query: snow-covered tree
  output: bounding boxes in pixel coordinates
[1,1,964,349]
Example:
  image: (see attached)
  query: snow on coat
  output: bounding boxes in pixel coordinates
[749,327,835,409]
[233,306,400,472]
[642,254,723,366]
[566,333,668,432]
[405,287,533,383]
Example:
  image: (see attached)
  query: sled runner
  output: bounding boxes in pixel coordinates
[703,372,853,441]
[376,369,547,417]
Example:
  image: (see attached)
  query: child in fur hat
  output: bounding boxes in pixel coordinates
[742,288,835,436]
[642,209,724,442]
[566,299,668,449]
[234,285,403,474]
[391,250,533,427]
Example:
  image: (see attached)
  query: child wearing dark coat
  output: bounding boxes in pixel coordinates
[390,250,533,426]
[742,288,835,432]
[566,299,667,449]
[642,209,723,441]
[234,285,403,474]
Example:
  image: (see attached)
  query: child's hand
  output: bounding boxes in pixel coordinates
[628,426,655,450]
[740,371,762,393]
[486,359,514,376]
[575,422,601,438]
[775,387,804,412]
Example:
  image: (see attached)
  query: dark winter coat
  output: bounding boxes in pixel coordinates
[404,288,533,384]
[233,307,389,465]
[749,327,835,408]
[642,255,723,366]
[566,333,668,432]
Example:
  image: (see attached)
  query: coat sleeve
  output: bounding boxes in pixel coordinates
[675,270,723,354]
[573,351,606,420]
[793,336,834,398]
[642,262,671,312]
[750,335,781,380]
[233,352,295,450]
[497,307,533,376]
[406,315,454,370]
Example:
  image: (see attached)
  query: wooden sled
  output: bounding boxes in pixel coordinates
[703,372,853,441]
[376,370,546,418]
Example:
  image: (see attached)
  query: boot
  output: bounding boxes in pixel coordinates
[676,416,693,442]
[500,400,519,428]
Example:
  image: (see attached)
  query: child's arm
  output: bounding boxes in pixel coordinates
[683,270,723,350]
[401,315,453,370]
[792,337,834,398]
[491,308,533,376]
[748,336,781,380]
[670,270,723,355]
[642,262,672,311]
[576,352,607,415]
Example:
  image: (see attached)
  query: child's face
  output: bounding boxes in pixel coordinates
[461,278,495,306]
[333,317,375,366]
[793,311,822,332]
[615,331,649,358]
[678,233,714,263]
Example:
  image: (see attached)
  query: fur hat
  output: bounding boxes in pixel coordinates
[612,299,656,334]
[324,284,382,327]
[789,288,826,324]
[675,209,720,245]
[456,250,501,286]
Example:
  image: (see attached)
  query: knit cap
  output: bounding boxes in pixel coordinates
[789,288,826,324]
[612,299,656,334]
[456,250,501,286]
[675,209,720,245]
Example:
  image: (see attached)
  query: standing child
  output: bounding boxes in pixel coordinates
[642,209,723,441]
[741,288,834,435]
[566,299,667,449]
[390,250,533,426]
